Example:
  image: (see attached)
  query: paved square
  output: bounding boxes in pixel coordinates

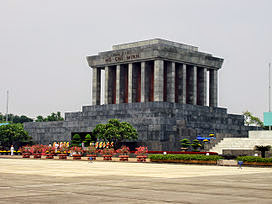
[0,159,271,203]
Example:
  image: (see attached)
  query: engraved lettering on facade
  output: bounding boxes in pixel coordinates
[104,52,140,63]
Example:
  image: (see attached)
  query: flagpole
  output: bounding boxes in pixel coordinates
[269,63,271,130]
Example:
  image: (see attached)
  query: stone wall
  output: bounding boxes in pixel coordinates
[24,102,250,151]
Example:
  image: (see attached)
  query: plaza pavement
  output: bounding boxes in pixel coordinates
[0,158,271,203]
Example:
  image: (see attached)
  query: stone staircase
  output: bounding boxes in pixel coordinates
[210,131,272,154]
[204,133,246,151]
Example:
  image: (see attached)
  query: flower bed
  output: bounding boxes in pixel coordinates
[72,154,81,160]
[136,155,147,162]
[236,156,272,166]
[149,154,222,165]
[33,153,42,159]
[58,154,67,160]
[103,155,112,160]
[119,155,129,161]
[87,155,97,160]
[22,153,31,158]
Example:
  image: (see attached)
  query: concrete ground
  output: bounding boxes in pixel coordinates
[0,158,271,203]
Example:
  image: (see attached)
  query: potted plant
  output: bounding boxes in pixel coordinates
[100,148,115,160]
[84,134,93,147]
[116,146,130,161]
[86,145,98,160]
[30,145,43,158]
[58,146,69,160]
[46,146,55,159]
[180,138,191,152]
[191,139,202,152]
[19,146,31,158]
[70,146,83,160]
[135,146,148,162]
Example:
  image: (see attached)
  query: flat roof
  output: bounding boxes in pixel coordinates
[112,38,198,52]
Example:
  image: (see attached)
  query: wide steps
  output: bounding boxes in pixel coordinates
[210,138,272,154]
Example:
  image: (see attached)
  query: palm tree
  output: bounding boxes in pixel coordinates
[254,145,271,158]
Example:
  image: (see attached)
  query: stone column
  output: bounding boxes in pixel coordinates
[203,68,207,106]
[209,69,218,107]
[181,64,187,104]
[167,62,175,102]
[116,65,121,104]
[192,66,197,105]
[92,67,101,105]
[128,63,133,103]
[141,62,146,102]
[104,66,109,104]
[154,60,164,101]
[197,67,207,106]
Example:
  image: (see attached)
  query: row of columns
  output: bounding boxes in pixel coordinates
[92,60,218,107]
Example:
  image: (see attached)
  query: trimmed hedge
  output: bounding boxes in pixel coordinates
[149,154,222,161]
[236,156,272,163]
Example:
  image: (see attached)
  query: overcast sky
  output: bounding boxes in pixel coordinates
[0,0,271,120]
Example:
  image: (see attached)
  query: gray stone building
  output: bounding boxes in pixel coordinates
[24,39,250,151]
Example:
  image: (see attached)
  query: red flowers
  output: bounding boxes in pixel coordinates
[135,146,148,156]
[116,146,130,155]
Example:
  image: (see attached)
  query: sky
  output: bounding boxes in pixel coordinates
[0,0,271,120]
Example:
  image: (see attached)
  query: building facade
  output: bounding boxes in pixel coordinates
[88,39,222,107]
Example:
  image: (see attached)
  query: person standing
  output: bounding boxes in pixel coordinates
[55,143,59,153]
[10,145,14,156]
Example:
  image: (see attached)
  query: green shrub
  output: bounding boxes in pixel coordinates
[73,134,80,140]
[71,134,81,147]
[191,139,202,151]
[236,156,272,163]
[180,139,191,149]
[85,134,93,147]
[149,154,222,161]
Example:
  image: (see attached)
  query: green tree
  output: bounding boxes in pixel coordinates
[46,112,64,121]
[36,116,45,122]
[243,111,264,128]
[12,115,33,123]
[92,119,138,149]
[0,123,32,148]
[0,113,33,124]
[35,112,64,122]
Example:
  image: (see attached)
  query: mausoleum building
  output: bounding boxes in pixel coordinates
[24,39,251,151]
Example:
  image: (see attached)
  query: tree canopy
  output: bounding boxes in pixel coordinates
[0,123,32,148]
[0,113,33,124]
[243,111,264,128]
[92,119,138,149]
[35,112,64,122]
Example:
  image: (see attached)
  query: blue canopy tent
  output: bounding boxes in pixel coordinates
[0,123,9,126]
[196,134,216,141]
